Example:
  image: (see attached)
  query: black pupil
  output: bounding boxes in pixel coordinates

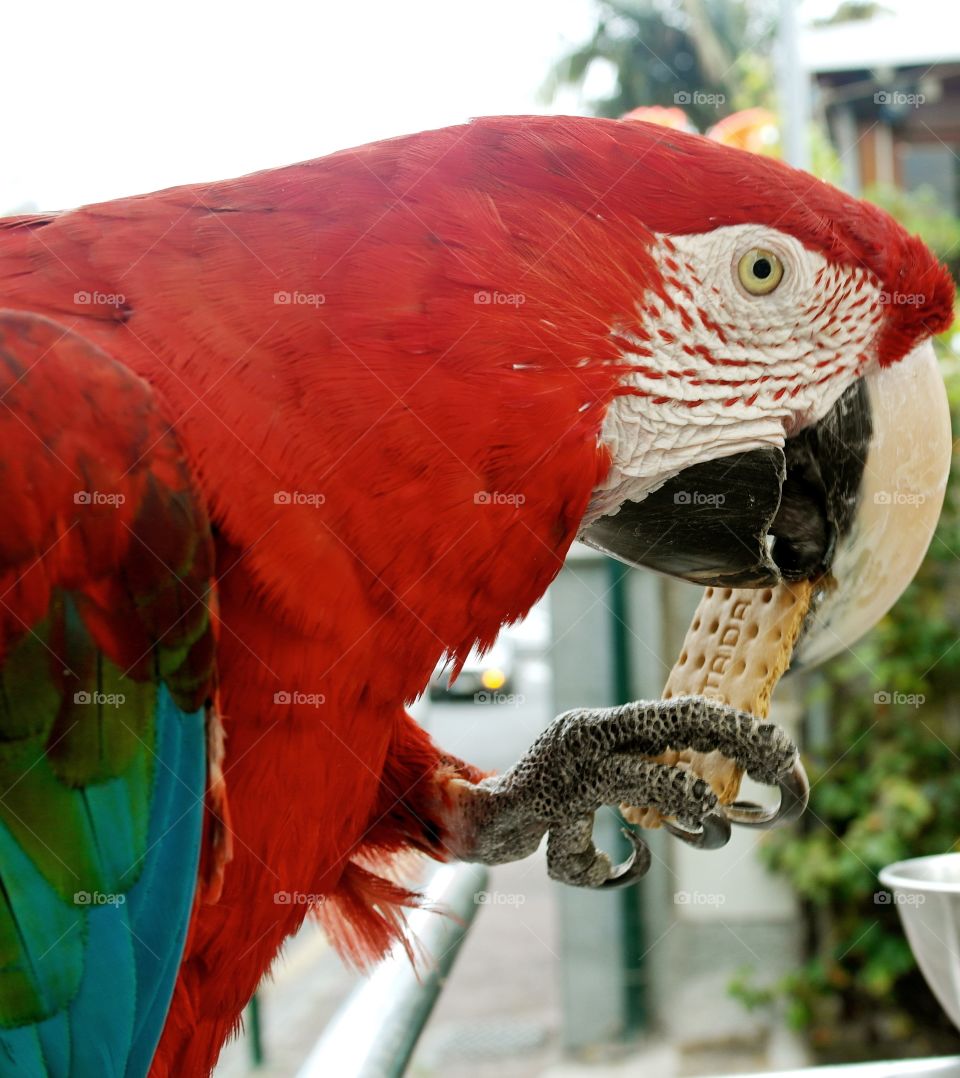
[753,257,772,279]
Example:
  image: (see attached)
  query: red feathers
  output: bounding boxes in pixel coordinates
[0,115,953,1074]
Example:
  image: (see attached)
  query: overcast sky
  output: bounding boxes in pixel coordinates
[0,0,928,212]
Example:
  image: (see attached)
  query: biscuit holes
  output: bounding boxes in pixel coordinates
[691,619,701,632]
[761,589,774,603]
[696,653,707,669]
[722,588,733,599]
[664,689,674,700]
[733,658,747,676]
[705,588,715,598]
[709,619,720,633]
[679,651,688,666]
[747,622,760,639]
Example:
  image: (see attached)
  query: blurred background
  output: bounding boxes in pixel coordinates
[7,0,960,1074]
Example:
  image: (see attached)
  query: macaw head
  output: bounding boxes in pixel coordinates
[564,119,955,666]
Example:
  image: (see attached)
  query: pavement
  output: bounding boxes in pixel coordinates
[214,653,808,1077]
[408,852,562,1077]
[215,654,557,1077]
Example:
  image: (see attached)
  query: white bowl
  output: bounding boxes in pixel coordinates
[879,853,960,1029]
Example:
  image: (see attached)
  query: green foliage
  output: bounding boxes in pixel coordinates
[812,2,889,27]
[865,185,960,287]
[544,0,778,131]
[736,328,960,1060]
[727,168,960,1064]
[808,125,844,186]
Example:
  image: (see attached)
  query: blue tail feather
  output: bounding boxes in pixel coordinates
[0,688,205,1077]
[124,690,206,1077]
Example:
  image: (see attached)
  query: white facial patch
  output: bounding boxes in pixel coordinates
[585,223,885,524]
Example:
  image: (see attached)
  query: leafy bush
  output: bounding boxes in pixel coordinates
[543,0,778,130]
[866,185,960,286]
[734,337,960,1060]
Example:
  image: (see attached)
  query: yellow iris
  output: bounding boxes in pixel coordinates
[737,248,784,295]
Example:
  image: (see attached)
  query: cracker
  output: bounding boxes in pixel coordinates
[622,580,813,828]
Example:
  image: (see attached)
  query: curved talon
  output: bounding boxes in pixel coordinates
[600,827,652,888]
[723,757,810,829]
[663,811,732,850]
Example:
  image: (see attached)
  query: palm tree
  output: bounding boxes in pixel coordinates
[544,0,778,131]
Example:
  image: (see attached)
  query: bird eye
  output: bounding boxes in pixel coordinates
[737,248,784,295]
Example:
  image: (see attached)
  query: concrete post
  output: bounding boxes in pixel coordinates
[549,546,805,1064]
[550,545,663,1054]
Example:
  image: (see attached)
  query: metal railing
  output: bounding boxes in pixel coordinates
[295,862,489,1078]
[288,858,960,1078]
[708,1060,960,1078]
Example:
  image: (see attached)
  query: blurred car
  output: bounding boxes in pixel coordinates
[428,639,515,701]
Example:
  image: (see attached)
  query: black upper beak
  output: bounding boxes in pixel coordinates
[581,341,951,667]
[582,444,786,588]
[581,379,871,589]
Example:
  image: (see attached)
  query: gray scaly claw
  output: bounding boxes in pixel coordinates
[723,757,809,829]
[448,695,803,889]
[601,828,653,888]
[663,811,732,850]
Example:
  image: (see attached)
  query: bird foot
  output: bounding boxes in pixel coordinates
[443,695,803,888]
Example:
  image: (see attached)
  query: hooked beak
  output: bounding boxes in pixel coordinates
[581,340,952,667]
[795,341,951,665]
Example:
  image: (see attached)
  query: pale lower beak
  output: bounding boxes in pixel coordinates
[794,339,951,666]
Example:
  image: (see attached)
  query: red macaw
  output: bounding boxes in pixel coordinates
[0,115,953,1076]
